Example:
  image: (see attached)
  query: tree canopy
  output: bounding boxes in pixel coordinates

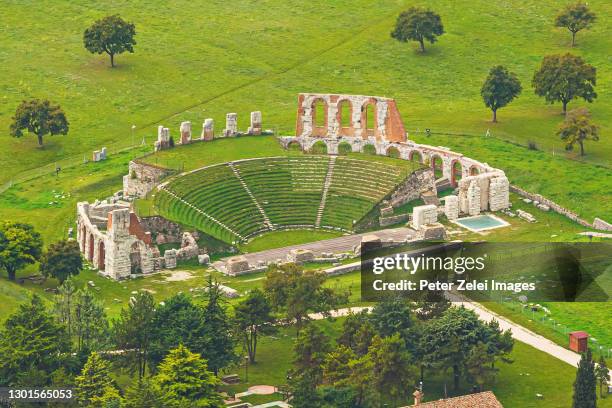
[40,239,82,283]
[234,288,276,363]
[391,7,444,52]
[0,221,43,281]
[532,53,596,114]
[75,352,118,407]
[83,15,136,67]
[480,65,522,122]
[572,348,597,408]
[9,99,69,147]
[557,107,599,157]
[555,3,596,46]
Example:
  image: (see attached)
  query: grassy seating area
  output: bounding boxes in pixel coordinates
[155,156,408,243]
[320,157,403,229]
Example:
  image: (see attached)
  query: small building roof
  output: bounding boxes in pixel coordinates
[570,331,589,339]
[404,391,504,408]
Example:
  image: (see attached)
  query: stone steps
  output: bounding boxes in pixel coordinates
[228,162,274,230]
[315,156,336,227]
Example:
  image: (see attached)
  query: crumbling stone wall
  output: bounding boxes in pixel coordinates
[389,168,436,207]
[123,161,172,198]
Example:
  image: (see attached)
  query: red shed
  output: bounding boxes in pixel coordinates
[569,331,589,353]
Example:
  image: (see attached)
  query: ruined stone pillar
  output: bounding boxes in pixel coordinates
[179,121,191,144]
[201,119,214,141]
[223,113,238,137]
[467,181,481,216]
[248,111,262,135]
[444,195,459,220]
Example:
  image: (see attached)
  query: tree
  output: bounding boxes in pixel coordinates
[9,99,69,147]
[83,15,136,67]
[73,288,109,353]
[151,344,223,408]
[234,288,276,363]
[557,107,599,156]
[148,293,207,369]
[54,278,77,338]
[370,295,413,338]
[480,65,522,122]
[532,54,596,114]
[113,291,155,379]
[368,334,415,406]
[201,277,237,375]
[465,342,497,391]
[264,263,347,334]
[75,352,117,407]
[125,379,160,408]
[40,240,82,283]
[555,3,596,47]
[413,288,450,321]
[595,355,609,398]
[0,294,69,386]
[0,221,43,281]
[391,7,444,52]
[572,348,597,408]
[293,324,332,377]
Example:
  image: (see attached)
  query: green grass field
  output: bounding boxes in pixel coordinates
[1,0,610,187]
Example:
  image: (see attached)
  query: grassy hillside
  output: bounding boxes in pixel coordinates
[1,0,610,187]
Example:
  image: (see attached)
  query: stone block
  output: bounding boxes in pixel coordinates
[227,256,250,275]
[198,254,210,265]
[287,248,314,263]
[412,204,438,229]
[223,113,238,137]
[444,195,459,220]
[248,111,262,135]
[415,223,447,240]
[164,249,177,269]
[180,121,191,144]
[517,209,536,223]
[201,118,214,141]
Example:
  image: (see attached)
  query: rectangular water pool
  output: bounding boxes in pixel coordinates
[452,214,509,232]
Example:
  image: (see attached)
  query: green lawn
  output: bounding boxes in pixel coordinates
[239,229,344,253]
[1,0,610,186]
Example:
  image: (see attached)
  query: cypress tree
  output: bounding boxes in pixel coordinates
[573,348,597,408]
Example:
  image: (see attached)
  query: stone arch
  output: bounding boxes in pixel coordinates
[287,140,302,151]
[451,160,463,186]
[337,99,353,129]
[386,146,401,159]
[130,241,143,274]
[98,240,105,270]
[363,143,377,155]
[431,154,444,179]
[311,98,328,137]
[310,140,328,154]
[88,233,95,261]
[409,150,423,164]
[361,99,378,138]
[338,141,353,155]
[469,165,480,176]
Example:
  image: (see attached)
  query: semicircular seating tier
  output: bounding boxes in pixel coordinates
[155,156,408,243]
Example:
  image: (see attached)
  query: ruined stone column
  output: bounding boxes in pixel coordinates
[179,121,191,144]
[248,111,262,135]
[201,118,214,141]
[223,113,238,137]
[467,181,481,216]
[444,195,459,220]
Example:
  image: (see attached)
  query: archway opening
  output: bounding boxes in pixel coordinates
[409,150,423,164]
[387,147,401,159]
[364,104,375,133]
[432,155,443,179]
[311,140,328,155]
[313,99,326,128]
[98,241,105,270]
[81,225,87,252]
[287,141,302,151]
[451,161,463,186]
[470,166,480,176]
[338,142,352,156]
[363,144,377,155]
[130,242,142,274]
[339,100,352,128]
[88,234,94,261]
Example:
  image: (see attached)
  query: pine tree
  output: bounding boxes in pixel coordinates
[73,288,109,353]
[75,352,117,406]
[595,355,609,398]
[573,348,597,408]
[125,379,160,408]
[152,344,223,408]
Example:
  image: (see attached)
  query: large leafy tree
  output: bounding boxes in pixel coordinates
[532,54,596,114]
[152,344,223,408]
[148,293,207,369]
[391,7,444,52]
[557,107,599,156]
[480,65,522,122]
[264,263,347,333]
[40,239,83,283]
[0,221,43,281]
[83,15,136,67]
[201,277,237,375]
[555,3,596,47]
[113,291,156,379]
[74,352,118,407]
[10,99,69,147]
[0,295,69,386]
[572,348,597,408]
[234,288,277,363]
